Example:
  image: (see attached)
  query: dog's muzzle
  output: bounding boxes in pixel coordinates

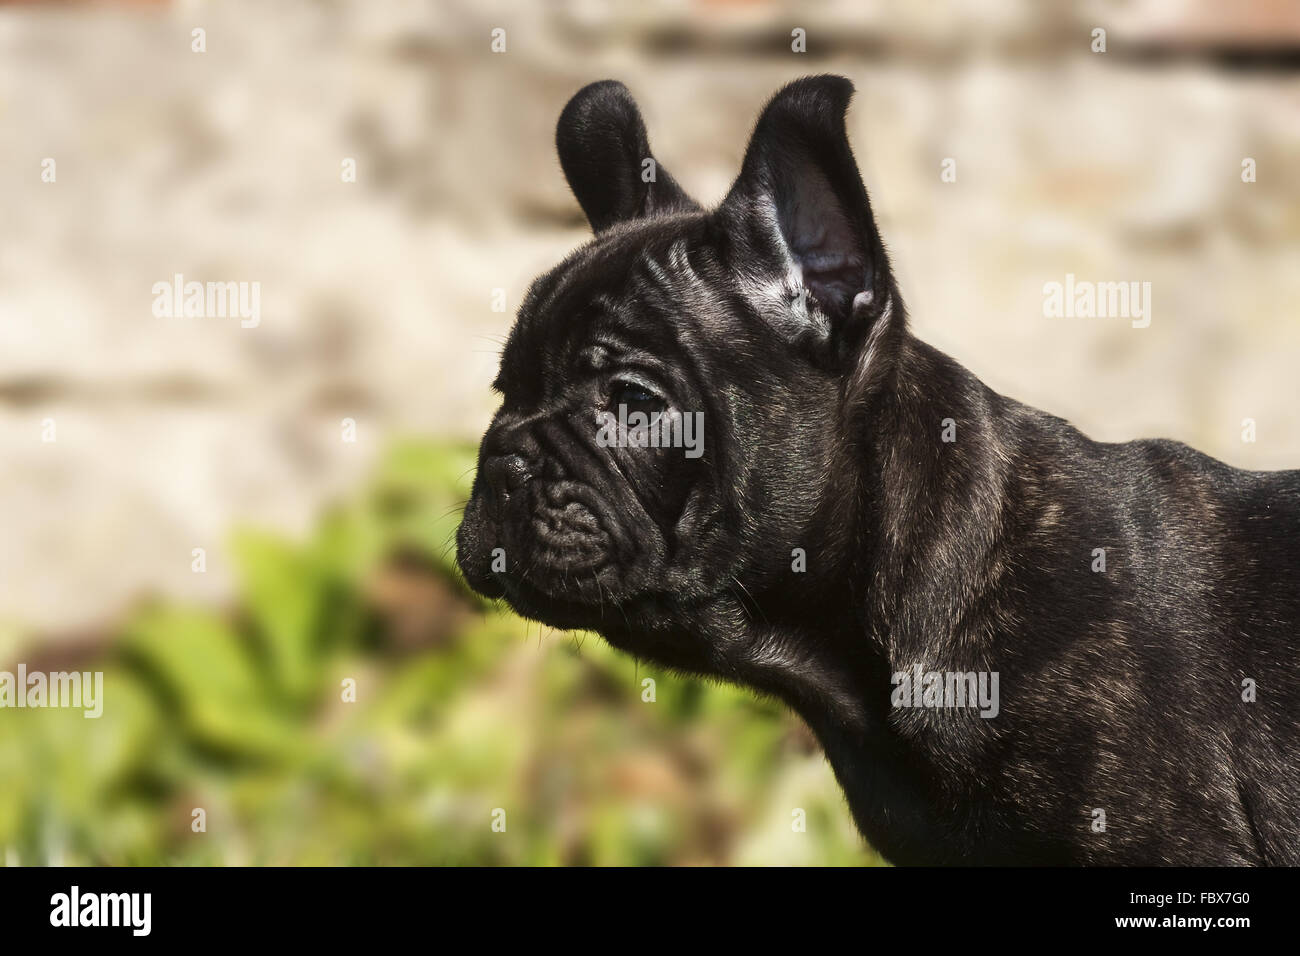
[458,447,622,609]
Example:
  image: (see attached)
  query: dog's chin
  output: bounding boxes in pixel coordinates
[494,572,614,630]
[472,537,673,631]
[458,502,716,670]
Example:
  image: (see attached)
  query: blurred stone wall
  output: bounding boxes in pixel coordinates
[1,0,1298,631]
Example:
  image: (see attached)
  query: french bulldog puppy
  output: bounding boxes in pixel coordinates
[456,75,1300,865]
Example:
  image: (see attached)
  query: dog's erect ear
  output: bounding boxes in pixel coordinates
[556,80,702,233]
[720,75,897,353]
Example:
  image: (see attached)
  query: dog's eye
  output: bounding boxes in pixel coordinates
[610,378,661,413]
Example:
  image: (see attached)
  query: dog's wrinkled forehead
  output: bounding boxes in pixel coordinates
[496,215,744,395]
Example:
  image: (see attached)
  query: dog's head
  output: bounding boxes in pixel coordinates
[456,75,904,669]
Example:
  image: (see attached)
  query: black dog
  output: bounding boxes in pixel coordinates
[456,75,1300,865]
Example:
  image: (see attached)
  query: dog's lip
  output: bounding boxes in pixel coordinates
[528,515,608,559]
[495,549,611,597]
[496,573,609,627]
[470,574,506,599]
[536,479,635,554]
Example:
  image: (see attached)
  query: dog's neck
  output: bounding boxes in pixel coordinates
[681,332,1026,859]
[857,335,1020,660]
[651,332,1016,690]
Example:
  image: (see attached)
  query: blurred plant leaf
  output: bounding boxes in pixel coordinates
[121,604,300,761]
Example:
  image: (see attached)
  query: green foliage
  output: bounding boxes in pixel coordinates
[0,440,882,866]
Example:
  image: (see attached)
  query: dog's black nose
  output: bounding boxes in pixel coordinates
[483,453,533,499]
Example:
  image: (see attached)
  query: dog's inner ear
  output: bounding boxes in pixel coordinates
[775,164,869,321]
[722,75,887,330]
[556,80,701,233]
